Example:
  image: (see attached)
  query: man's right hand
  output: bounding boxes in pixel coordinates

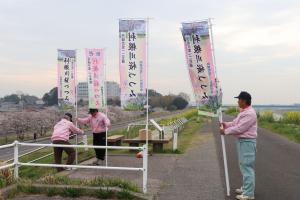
[219,122,226,128]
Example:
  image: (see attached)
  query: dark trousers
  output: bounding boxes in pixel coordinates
[53,140,75,172]
[93,132,106,160]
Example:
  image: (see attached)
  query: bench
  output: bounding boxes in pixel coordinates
[123,117,188,152]
[123,136,173,152]
[107,135,124,146]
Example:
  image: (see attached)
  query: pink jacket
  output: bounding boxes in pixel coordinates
[51,119,84,142]
[78,112,111,133]
[224,106,257,139]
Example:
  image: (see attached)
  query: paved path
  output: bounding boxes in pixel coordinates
[155,120,224,200]
[212,115,300,200]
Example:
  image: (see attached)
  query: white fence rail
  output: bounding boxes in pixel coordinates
[0,141,148,193]
[4,135,82,164]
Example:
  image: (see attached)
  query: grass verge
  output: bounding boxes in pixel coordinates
[259,121,300,143]
[225,109,300,144]
[5,177,144,199]
[38,175,140,192]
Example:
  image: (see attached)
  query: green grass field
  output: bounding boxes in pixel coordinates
[225,108,300,144]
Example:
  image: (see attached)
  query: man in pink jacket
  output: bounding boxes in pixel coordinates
[51,113,84,172]
[220,91,257,200]
[78,108,111,165]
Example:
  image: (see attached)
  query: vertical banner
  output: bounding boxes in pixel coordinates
[181,21,222,114]
[85,49,105,109]
[57,49,76,108]
[119,19,147,110]
[181,20,230,196]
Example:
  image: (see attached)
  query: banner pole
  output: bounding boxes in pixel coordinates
[144,18,150,193]
[75,50,78,165]
[104,49,108,167]
[208,18,230,196]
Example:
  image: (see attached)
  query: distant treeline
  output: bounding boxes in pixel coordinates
[0,94,39,105]
[1,88,190,111]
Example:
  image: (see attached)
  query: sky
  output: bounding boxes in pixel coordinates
[0,0,299,105]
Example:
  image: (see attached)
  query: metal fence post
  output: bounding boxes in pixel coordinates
[142,144,148,193]
[14,140,19,179]
[75,135,78,164]
[173,129,178,151]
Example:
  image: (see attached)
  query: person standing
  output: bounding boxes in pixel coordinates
[78,108,111,165]
[51,113,84,172]
[220,91,257,200]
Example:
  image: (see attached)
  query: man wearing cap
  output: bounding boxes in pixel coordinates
[51,113,85,172]
[220,91,257,200]
[78,108,111,165]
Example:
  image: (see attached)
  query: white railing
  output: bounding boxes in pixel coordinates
[4,136,83,164]
[0,141,148,193]
[127,118,188,151]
